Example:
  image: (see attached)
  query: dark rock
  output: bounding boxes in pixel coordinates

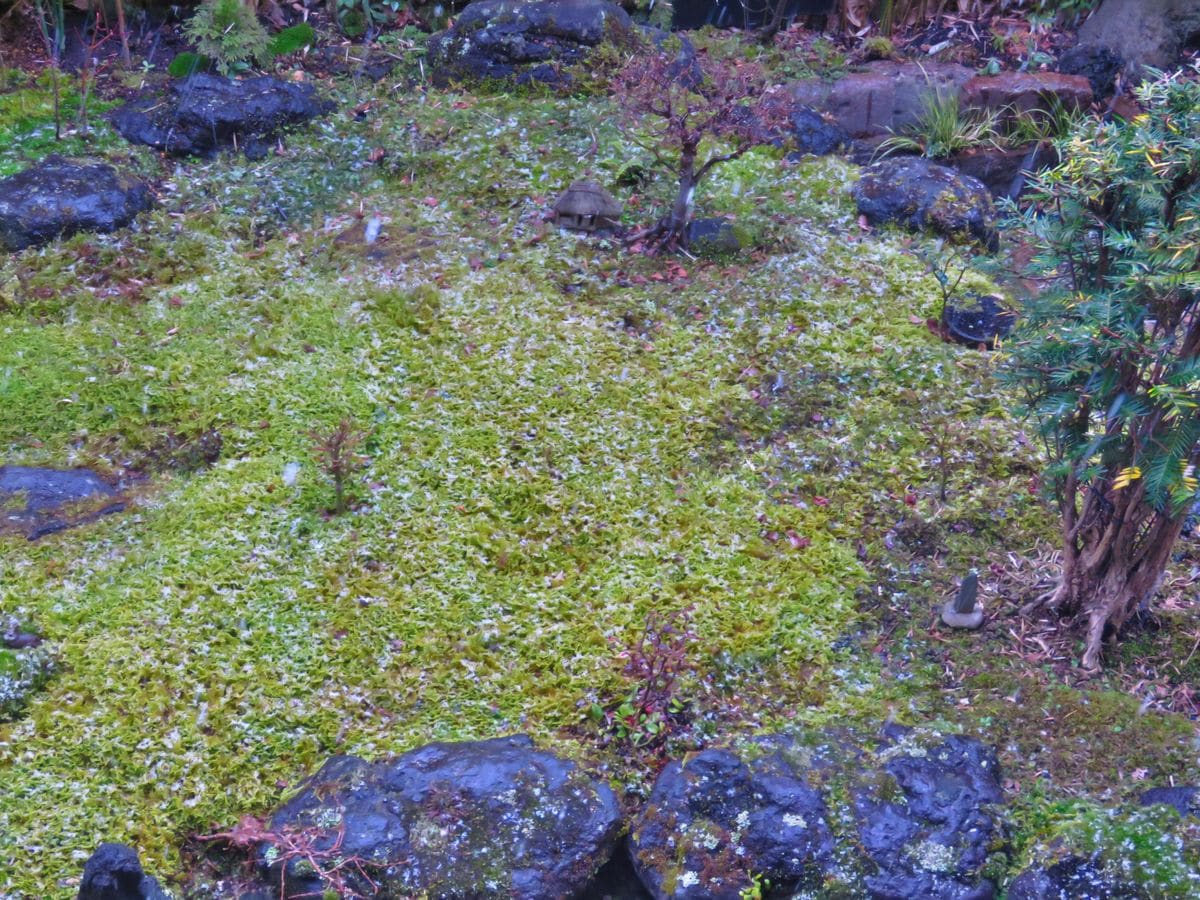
[262,735,621,898]
[947,144,1058,201]
[0,156,152,252]
[790,61,975,138]
[78,843,171,900]
[853,157,998,250]
[788,105,849,157]
[1076,0,1200,72]
[1139,785,1200,818]
[629,745,837,898]
[1007,855,1145,900]
[581,838,654,899]
[0,465,124,540]
[685,217,741,255]
[111,74,331,158]
[855,728,1003,899]
[427,0,634,87]
[630,728,1002,899]
[1057,44,1124,100]
[943,292,1017,349]
[961,72,1093,118]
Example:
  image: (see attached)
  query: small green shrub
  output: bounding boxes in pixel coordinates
[184,0,272,75]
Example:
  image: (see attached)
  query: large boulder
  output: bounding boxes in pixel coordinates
[0,465,124,539]
[629,727,1004,899]
[790,61,975,138]
[111,74,331,159]
[261,735,622,898]
[1076,0,1200,72]
[78,843,171,900]
[0,156,152,252]
[427,0,634,87]
[853,156,998,249]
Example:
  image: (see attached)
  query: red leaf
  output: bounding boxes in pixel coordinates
[786,530,811,549]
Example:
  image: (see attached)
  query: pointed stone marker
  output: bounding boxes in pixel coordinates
[941,569,984,629]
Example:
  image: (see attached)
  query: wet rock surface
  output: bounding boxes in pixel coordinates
[427,0,634,87]
[0,156,152,252]
[787,105,849,157]
[854,728,1002,899]
[629,745,837,898]
[853,156,998,249]
[629,727,1003,899]
[947,144,1057,201]
[78,843,171,900]
[0,465,124,539]
[261,734,622,898]
[111,74,332,159]
[961,72,1093,117]
[1006,855,1146,900]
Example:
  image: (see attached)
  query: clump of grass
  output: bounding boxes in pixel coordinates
[877,90,1002,160]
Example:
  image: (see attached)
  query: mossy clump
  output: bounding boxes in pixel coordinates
[1008,796,1200,898]
[0,644,57,720]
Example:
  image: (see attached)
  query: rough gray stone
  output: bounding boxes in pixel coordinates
[629,727,1003,900]
[1076,0,1200,72]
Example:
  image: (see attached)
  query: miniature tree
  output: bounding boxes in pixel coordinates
[1008,68,1200,670]
[614,46,790,253]
[309,418,369,515]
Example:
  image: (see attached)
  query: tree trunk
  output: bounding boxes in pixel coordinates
[1033,489,1187,670]
[114,0,131,66]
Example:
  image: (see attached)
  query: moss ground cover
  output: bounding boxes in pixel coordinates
[0,63,1198,896]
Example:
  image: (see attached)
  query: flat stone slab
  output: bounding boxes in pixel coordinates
[0,465,124,539]
[0,156,152,252]
[111,73,332,159]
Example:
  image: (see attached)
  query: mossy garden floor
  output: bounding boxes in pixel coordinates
[1,59,1198,897]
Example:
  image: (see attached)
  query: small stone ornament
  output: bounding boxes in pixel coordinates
[552,180,622,233]
[941,569,984,629]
